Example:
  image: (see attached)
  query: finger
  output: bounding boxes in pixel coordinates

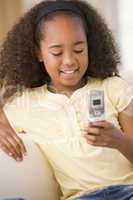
[84,134,108,147]
[91,120,113,128]
[0,140,21,161]
[82,121,104,132]
[3,127,27,156]
[82,126,101,136]
[84,134,98,144]
[0,143,12,156]
[0,122,27,155]
[0,137,23,161]
[12,133,27,155]
[81,126,97,133]
[87,127,101,136]
[3,132,26,157]
[87,140,108,147]
[7,136,24,159]
[0,137,13,156]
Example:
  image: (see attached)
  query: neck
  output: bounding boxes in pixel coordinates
[47,79,86,97]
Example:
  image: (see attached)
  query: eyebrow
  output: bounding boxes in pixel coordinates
[48,41,85,49]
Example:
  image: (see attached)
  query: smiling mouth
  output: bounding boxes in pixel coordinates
[60,69,78,74]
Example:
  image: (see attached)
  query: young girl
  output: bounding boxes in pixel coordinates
[0,0,133,199]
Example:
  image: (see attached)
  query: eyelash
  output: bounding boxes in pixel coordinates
[74,50,84,54]
[52,53,62,56]
[52,50,84,56]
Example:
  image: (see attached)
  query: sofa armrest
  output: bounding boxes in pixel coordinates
[0,135,60,200]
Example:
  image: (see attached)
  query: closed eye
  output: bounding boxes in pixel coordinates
[74,49,84,53]
[51,52,62,56]
[51,49,84,56]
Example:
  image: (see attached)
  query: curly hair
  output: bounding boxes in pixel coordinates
[0,0,120,103]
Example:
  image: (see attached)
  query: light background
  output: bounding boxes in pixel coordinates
[0,0,133,72]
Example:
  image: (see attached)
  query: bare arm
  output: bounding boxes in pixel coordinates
[0,109,26,161]
[118,101,133,163]
[83,101,133,164]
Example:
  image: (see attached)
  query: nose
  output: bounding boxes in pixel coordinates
[62,52,75,66]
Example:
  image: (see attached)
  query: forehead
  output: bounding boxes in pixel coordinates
[40,14,87,43]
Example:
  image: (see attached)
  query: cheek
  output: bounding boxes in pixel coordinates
[80,46,89,69]
[80,54,88,71]
[43,58,59,78]
[43,52,60,66]
[42,55,54,70]
[85,52,89,69]
[39,49,58,76]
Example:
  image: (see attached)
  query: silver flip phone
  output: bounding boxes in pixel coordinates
[88,90,105,122]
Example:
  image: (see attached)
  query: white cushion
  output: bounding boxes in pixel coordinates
[0,135,60,200]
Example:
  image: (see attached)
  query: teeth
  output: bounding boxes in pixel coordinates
[64,71,74,74]
[61,70,76,74]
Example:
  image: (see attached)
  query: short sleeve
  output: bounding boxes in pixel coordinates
[3,94,30,133]
[105,76,133,112]
[3,89,44,145]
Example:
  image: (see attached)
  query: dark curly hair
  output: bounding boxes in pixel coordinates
[0,0,120,104]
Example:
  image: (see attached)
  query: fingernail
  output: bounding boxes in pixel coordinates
[24,152,27,156]
[17,157,23,162]
[8,152,13,156]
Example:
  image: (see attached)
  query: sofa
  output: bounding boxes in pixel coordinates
[0,70,132,200]
[0,135,61,200]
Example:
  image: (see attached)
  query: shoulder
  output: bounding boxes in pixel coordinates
[103,76,131,89]
[86,76,129,89]
[86,76,133,112]
[103,76,133,97]
[104,76,133,112]
[4,84,47,109]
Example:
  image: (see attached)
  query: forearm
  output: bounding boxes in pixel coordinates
[117,134,133,164]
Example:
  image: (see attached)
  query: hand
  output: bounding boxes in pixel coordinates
[82,120,123,149]
[0,110,27,161]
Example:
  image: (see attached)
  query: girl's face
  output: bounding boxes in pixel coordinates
[38,14,88,93]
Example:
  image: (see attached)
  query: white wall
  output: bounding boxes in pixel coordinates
[118,0,133,71]
[87,0,133,73]
[86,0,119,35]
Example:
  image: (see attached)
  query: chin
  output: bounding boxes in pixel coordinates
[62,80,82,89]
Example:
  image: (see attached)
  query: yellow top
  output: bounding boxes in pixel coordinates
[4,76,133,200]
